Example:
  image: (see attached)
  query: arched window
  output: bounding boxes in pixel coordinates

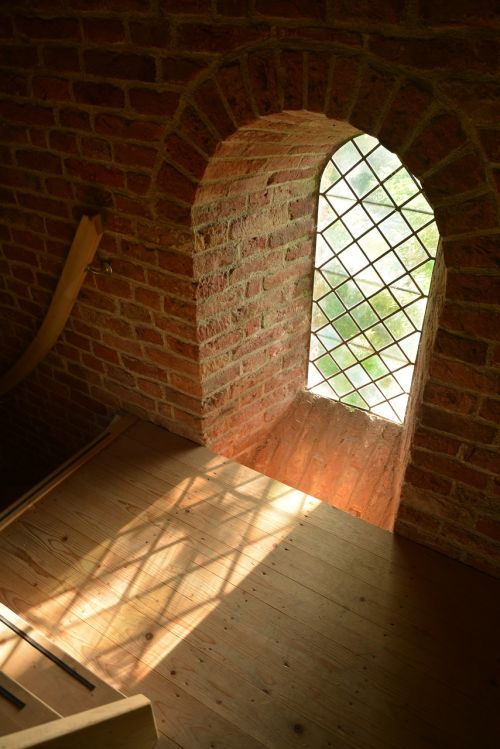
[307,134,439,424]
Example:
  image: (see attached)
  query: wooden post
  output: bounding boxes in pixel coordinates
[0,214,103,396]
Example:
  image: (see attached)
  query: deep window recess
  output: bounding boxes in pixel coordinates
[307,134,439,424]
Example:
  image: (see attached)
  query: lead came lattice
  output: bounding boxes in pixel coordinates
[307,134,439,424]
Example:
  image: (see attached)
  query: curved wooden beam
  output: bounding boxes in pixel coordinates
[0,214,103,396]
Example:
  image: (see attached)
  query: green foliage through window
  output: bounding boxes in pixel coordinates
[307,134,439,424]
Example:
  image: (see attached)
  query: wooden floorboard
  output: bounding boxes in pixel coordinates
[0,420,499,748]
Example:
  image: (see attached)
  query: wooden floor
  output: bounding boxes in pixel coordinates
[0,420,499,748]
[237,393,402,530]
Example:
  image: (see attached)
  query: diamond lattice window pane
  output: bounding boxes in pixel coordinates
[320,161,341,192]
[358,227,391,262]
[325,180,357,216]
[324,221,353,252]
[338,245,369,276]
[351,302,379,330]
[346,161,378,198]
[317,195,337,231]
[336,280,364,310]
[318,292,345,319]
[348,333,374,361]
[316,354,340,378]
[308,134,439,424]
[311,305,329,331]
[384,310,415,340]
[331,344,356,369]
[313,274,330,300]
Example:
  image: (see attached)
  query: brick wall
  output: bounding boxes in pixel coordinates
[0,1,498,576]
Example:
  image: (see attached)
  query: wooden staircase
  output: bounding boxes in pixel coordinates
[0,604,158,748]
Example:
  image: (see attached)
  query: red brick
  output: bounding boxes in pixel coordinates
[162,133,208,179]
[73,81,125,109]
[114,142,158,169]
[280,50,304,111]
[179,105,219,156]
[421,405,496,444]
[405,464,452,495]
[413,449,489,489]
[16,16,81,41]
[127,173,152,195]
[33,76,71,102]
[424,381,478,415]
[435,329,488,365]
[0,73,28,97]
[0,45,37,69]
[479,397,500,424]
[442,303,500,342]
[464,446,499,474]
[328,0,405,22]
[442,235,500,270]
[350,67,398,134]
[16,149,62,174]
[475,516,500,543]
[429,356,498,396]
[0,101,54,127]
[371,36,497,75]
[255,0,324,17]
[92,342,120,364]
[129,19,170,47]
[402,485,475,525]
[129,88,179,116]
[479,128,500,162]
[43,46,80,72]
[135,326,164,345]
[419,0,497,25]
[59,109,91,131]
[161,55,204,85]
[156,162,197,202]
[446,272,500,305]
[214,60,254,128]
[195,78,235,139]
[49,131,78,155]
[404,113,468,176]
[82,17,125,43]
[177,22,270,53]
[119,301,152,323]
[413,427,461,456]
[145,345,198,376]
[307,52,332,113]
[18,192,69,219]
[247,49,280,118]
[84,50,156,82]
[435,194,498,237]
[423,152,485,203]
[94,114,163,142]
[121,355,164,380]
[95,275,132,300]
[157,250,194,276]
[378,80,433,152]
[65,159,125,188]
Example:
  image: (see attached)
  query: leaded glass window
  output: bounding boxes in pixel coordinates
[307,134,439,424]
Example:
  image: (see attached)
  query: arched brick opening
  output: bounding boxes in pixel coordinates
[160,46,497,566]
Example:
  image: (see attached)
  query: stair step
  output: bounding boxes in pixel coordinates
[0,604,123,716]
[0,672,60,736]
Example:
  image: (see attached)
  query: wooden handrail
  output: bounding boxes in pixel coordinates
[0,694,158,749]
[0,214,103,396]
